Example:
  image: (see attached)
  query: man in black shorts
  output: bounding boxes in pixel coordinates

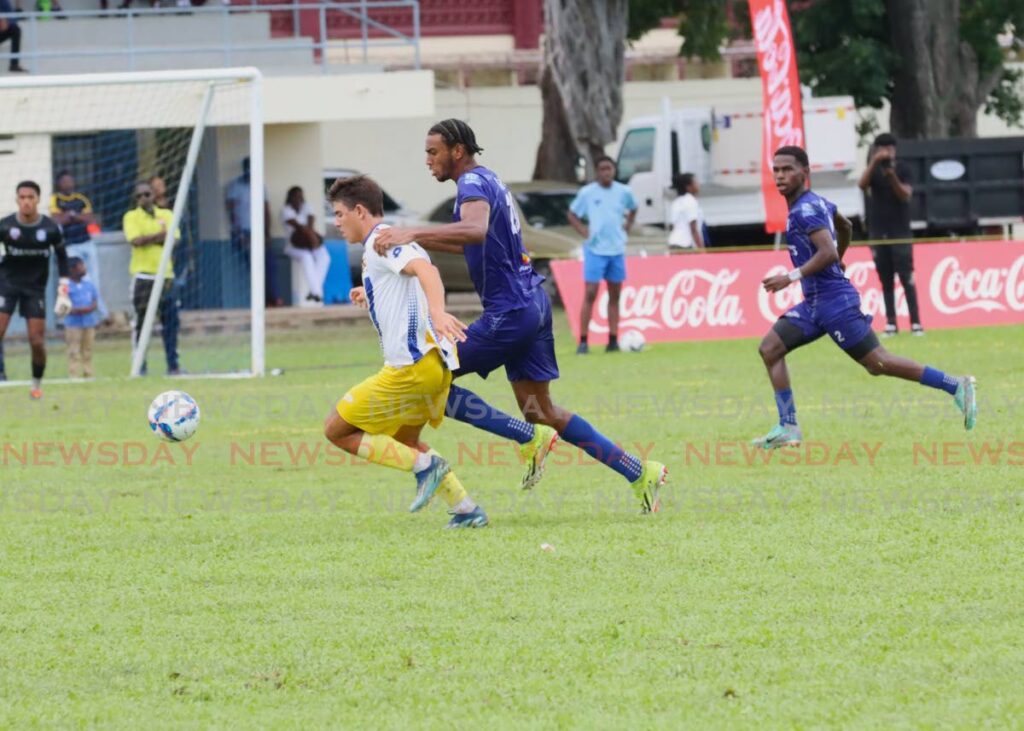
[0,180,70,399]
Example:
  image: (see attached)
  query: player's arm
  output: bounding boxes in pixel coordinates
[53,228,72,316]
[567,210,588,238]
[761,228,839,293]
[402,258,467,343]
[624,207,637,235]
[373,199,490,254]
[834,210,853,262]
[884,165,913,202]
[858,147,885,191]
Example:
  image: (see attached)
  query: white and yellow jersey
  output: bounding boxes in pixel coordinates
[362,224,459,371]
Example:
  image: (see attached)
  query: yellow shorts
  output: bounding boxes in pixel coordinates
[336,349,452,436]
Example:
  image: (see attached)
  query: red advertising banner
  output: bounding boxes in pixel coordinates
[551,241,1024,345]
[749,0,805,233]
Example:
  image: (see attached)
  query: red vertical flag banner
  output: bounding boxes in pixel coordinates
[749,0,805,233]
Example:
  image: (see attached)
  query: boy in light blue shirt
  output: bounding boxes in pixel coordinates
[567,155,637,353]
[63,257,100,379]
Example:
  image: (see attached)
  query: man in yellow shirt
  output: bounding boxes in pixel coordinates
[122,180,182,376]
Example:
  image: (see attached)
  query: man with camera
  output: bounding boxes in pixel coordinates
[858,132,923,336]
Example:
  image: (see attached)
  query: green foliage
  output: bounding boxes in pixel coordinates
[670,0,1024,130]
[628,0,678,40]
[985,67,1024,127]
[670,1,753,60]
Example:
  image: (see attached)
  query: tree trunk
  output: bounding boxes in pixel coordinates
[885,0,1003,138]
[534,0,629,180]
[533,64,579,182]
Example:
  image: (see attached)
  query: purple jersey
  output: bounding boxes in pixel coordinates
[786,190,857,302]
[454,166,544,313]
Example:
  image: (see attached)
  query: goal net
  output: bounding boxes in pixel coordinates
[0,68,265,380]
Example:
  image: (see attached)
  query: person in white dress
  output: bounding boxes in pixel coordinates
[668,173,706,252]
[281,186,331,305]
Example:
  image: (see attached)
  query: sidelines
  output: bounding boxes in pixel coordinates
[552,239,1024,344]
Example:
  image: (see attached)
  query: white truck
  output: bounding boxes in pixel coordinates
[615,96,863,245]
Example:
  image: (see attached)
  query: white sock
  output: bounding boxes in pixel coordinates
[412,451,432,473]
[453,497,477,514]
[31,377,41,390]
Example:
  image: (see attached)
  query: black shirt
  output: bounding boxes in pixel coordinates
[50,192,93,245]
[0,213,68,289]
[866,161,912,239]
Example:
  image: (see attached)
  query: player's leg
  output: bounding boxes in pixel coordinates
[131,276,151,375]
[0,310,10,380]
[26,317,46,399]
[510,378,665,513]
[323,409,428,471]
[66,326,82,379]
[751,304,824,448]
[872,244,898,335]
[81,327,95,379]
[893,244,923,333]
[857,343,976,430]
[578,280,600,355]
[159,283,181,375]
[605,280,622,352]
[604,255,626,352]
[444,307,558,490]
[509,288,664,510]
[393,423,487,527]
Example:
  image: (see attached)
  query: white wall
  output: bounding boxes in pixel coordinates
[0,135,53,214]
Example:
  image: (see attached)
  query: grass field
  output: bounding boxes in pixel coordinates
[1,319,1022,728]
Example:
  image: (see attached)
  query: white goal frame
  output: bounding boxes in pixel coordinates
[0,68,266,378]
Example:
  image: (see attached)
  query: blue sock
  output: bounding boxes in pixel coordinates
[561,414,643,483]
[920,366,960,396]
[445,385,534,445]
[774,388,797,426]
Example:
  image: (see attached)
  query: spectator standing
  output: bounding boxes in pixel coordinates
[225,156,281,307]
[567,155,637,354]
[858,132,923,336]
[50,171,108,321]
[668,172,706,251]
[63,257,99,379]
[281,186,329,306]
[0,0,27,73]
[123,181,182,375]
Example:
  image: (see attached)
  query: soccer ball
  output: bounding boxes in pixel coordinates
[148,390,200,442]
[619,330,646,352]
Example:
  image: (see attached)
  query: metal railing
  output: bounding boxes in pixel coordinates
[0,0,420,73]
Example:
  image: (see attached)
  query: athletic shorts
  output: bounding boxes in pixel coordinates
[454,286,560,383]
[336,348,452,436]
[0,279,46,319]
[583,251,627,284]
[773,295,878,360]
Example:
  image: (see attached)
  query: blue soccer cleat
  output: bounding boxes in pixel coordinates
[445,506,489,529]
[954,376,977,431]
[409,455,450,513]
[751,423,802,450]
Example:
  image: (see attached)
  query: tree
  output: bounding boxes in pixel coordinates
[533,1,673,181]
[675,0,1024,139]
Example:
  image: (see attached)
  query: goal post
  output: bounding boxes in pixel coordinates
[0,67,265,378]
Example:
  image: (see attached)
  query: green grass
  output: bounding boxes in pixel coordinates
[1,320,1022,728]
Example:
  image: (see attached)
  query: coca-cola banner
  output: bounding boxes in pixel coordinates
[550,241,1024,345]
[750,0,804,233]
